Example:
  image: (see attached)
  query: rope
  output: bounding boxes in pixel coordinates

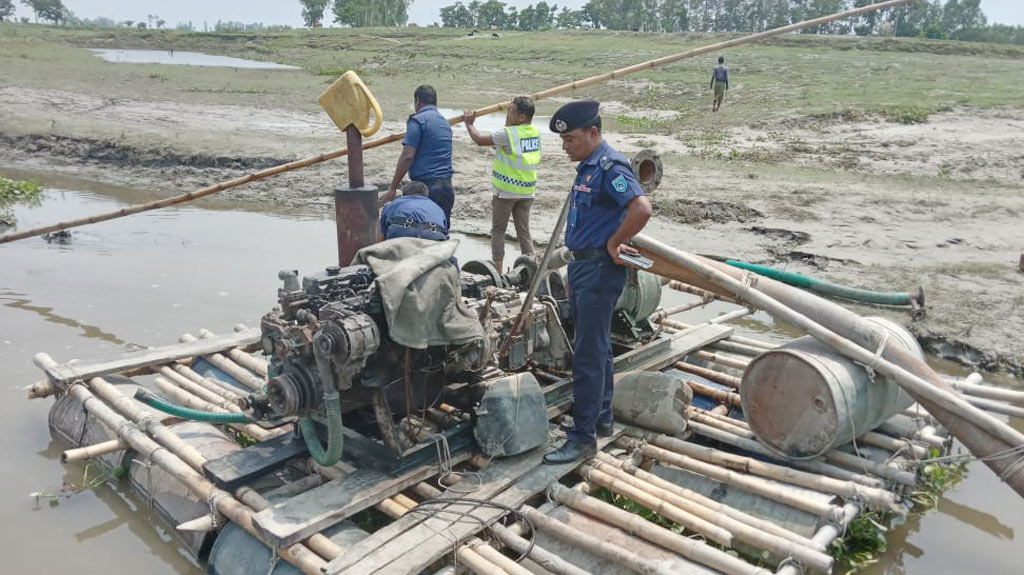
[405,497,537,563]
[432,433,482,494]
[206,488,230,529]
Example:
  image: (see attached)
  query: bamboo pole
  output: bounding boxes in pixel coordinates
[684,421,888,488]
[775,503,860,575]
[0,0,911,245]
[180,333,265,391]
[199,328,269,377]
[665,280,740,304]
[707,339,767,357]
[643,434,900,510]
[586,459,834,572]
[687,379,743,407]
[630,233,1024,498]
[157,366,243,406]
[951,373,1024,405]
[631,441,838,518]
[488,522,594,575]
[693,350,749,370]
[168,363,247,400]
[519,505,673,575]
[690,405,929,460]
[961,394,1024,419]
[468,538,536,575]
[50,383,327,572]
[153,376,279,441]
[688,416,918,486]
[61,438,127,463]
[659,319,778,351]
[674,360,743,388]
[595,454,825,553]
[580,464,736,547]
[548,484,773,575]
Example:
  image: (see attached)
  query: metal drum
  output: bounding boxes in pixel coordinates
[740,316,919,459]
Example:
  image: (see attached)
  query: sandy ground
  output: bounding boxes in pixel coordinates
[2,85,1022,377]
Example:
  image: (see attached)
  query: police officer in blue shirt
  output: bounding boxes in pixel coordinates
[543,99,653,465]
[382,85,455,229]
[379,181,449,242]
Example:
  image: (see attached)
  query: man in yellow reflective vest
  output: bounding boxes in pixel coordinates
[464,96,540,272]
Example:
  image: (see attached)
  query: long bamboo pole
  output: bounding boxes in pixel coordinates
[180,333,265,391]
[0,0,910,245]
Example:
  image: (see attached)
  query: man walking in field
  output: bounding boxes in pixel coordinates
[463,96,541,271]
[710,56,729,112]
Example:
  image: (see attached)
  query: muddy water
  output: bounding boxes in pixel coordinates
[89,49,300,70]
[1,174,1021,575]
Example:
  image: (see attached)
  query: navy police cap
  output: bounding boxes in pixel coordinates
[550,99,600,133]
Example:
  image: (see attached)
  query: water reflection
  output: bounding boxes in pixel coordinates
[2,292,132,347]
[90,49,299,70]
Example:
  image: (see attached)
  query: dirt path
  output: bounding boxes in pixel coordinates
[1,86,1022,377]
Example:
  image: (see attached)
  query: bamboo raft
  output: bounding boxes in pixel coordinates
[29,275,1004,575]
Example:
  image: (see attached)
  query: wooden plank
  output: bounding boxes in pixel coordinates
[43,328,261,385]
[325,430,624,575]
[630,323,734,374]
[252,452,470,547]
[203,432,308,491]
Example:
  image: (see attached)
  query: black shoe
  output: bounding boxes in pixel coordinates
[597,421,615,438]
[543,440,597,465]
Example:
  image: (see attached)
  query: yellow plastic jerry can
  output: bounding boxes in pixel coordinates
[318,71,383,137]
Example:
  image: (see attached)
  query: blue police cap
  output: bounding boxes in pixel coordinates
[550,99,600,133]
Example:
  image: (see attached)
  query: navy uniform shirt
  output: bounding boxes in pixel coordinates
[380,195,448,240]
[565,141,644,251]
[402,105,454,181]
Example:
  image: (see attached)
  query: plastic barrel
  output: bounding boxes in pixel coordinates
[740,317,920,459]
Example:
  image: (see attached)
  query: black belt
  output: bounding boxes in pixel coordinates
[571,248,607,261]
[413,177,452,185]
[387,217,444,233]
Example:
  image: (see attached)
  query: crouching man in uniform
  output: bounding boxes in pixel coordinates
[543,99,652,465]
[379,181,449,242]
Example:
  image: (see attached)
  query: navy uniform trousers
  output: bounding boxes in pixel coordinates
[567,254,626,446]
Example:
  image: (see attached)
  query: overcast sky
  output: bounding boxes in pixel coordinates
[10,0,1023,28]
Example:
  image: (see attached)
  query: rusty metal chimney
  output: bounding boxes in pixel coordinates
[335,125,378,267]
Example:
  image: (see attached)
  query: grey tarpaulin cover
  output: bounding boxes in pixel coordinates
[352,237,485,350]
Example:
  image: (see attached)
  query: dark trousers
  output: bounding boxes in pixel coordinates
[567,255,627,445]
[415,178,454,229]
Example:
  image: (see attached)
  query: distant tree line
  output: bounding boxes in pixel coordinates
[435,0,1023,45]
[299,0,412,27]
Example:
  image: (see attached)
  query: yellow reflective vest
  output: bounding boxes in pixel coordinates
[491,124,541,196]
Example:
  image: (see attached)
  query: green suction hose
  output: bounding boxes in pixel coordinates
[134,389,249,424]
[725,259,925,307]
[299,390,344,467]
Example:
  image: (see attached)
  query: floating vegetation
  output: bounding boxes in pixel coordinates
[0,176,43,226]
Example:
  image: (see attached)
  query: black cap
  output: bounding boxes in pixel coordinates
[550,99,600,133]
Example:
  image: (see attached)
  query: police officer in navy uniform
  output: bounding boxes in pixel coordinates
[543,99,652,465]
[381,85,456,229]
[379,181,449,242]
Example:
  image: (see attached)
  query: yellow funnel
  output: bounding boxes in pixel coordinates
[318,71,383,137]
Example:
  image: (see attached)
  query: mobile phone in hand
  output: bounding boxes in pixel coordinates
[619,252,653,269]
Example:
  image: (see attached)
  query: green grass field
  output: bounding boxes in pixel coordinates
[2,23,1023,134]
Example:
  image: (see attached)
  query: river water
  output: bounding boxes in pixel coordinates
[1,172,1021,574]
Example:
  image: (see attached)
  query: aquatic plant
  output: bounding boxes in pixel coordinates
[0,176,43,226]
